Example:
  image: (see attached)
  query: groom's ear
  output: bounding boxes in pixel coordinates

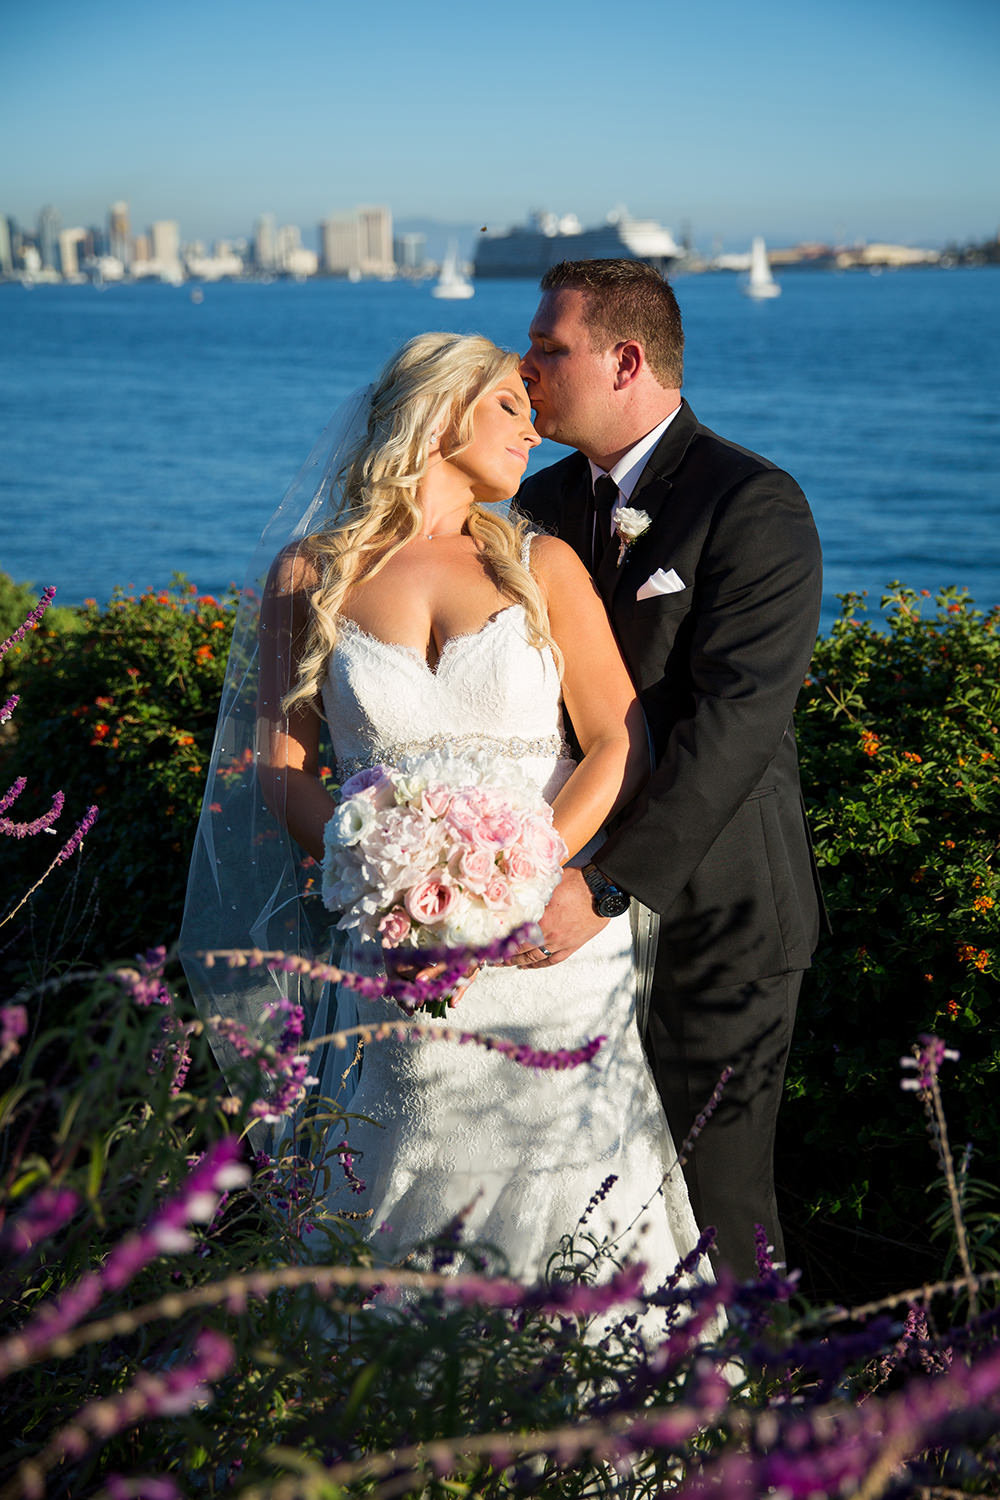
[612,340,645,390]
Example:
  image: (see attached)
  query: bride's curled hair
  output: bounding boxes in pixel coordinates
[282,332,557,713]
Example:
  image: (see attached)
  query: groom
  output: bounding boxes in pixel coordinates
[516,258,825,1278]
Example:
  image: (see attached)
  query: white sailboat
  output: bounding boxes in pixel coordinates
[743,236,781,299]
[431,241,474,300]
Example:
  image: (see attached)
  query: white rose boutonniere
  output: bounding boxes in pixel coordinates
[613,507,652,566]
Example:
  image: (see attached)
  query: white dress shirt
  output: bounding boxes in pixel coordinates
[587,405,682,540]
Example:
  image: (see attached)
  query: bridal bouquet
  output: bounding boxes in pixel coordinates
[321,750,567,1005]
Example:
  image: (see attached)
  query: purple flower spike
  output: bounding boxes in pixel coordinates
[0,786,65,839]
[0,1003,28,1067]
[0,585,56,661]
[0,1140,249,1377]
[900,1033,960,1092]
[53,804,99,866]
[0,1185,79,1257]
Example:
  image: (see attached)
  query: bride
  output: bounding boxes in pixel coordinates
[183,331,705,1290]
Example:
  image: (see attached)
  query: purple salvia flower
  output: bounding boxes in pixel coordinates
[754,1222,775,1276]
[0,786,65,838]
[335,1139,366,1195]
[0,775,27,814]
[49,1328,232,1467]
[105,1478,182,1500]
[116,946,172,1007]
[0,585,56,661]
[901,1032,960,1092]
[0,1003,28,1066]
[0,694,19,725]
[0,1140,248,1377]
[52,803,99,866]
[0,1185,79,1257]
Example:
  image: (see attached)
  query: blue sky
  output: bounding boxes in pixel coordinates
[3,0,997,249]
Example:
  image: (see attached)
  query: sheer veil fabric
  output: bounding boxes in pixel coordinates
[178,388,373,1081]
[179,382,660,1091]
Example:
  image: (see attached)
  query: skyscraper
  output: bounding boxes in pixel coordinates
[357,205,393,276]
[37,205,61,271]
[253,213,277,271]
[109,201,131,267]
[320,214,361,276]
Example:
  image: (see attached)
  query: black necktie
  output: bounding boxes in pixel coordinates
[592,474,619,573]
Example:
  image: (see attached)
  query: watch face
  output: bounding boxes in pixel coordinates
[598,889,630,918]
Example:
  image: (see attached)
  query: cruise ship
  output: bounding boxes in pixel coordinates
[473,208,683,279]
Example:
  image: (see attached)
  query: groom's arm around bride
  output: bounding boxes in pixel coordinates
[516,258,826,1278]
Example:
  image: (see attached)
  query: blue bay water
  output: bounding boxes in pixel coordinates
[1,269,998,633]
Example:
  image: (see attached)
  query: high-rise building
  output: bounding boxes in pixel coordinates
[253,213,277,271]
[58,227,87,278]
[0,217,12,277]
[152,220,181,275]
[37,205,61,271]
[320,214,362,276]
[394,232,426,271]
[357,205,393,276]
[109,201,131,267]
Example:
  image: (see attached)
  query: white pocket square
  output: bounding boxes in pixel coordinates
[636,568,686,601]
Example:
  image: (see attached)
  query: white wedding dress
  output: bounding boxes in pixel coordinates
[311,596,704,1292]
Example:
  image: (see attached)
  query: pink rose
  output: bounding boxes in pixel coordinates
[517,813,567,870]
[505,845,542,884]
[450,844,496,894]
[481,874,515,912]
[421,784,454,819]
[378,906,412,947]
[404,875,458,926]
[446,788,523,850]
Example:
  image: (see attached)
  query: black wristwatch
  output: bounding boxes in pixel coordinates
[581,862,630,919]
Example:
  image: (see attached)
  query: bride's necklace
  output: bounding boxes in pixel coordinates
[419,528,465,541]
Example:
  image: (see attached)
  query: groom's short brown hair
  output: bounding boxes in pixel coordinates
[540,258,684,388]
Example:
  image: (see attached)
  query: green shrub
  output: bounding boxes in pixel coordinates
[0,578,237,972]
[784,586,1000,1298]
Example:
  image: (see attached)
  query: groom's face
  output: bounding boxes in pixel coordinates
[520,290,617,458]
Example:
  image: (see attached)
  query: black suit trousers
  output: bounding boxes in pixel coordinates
[644,965,802,1280]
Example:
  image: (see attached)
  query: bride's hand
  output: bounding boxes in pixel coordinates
[384,952,478,1006]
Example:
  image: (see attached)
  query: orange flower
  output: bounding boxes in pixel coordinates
[860,729,880,757]
[943,839,956,850]
[177,734,195,746]
[84,597,97,607]
[902,751,922,764]
[195,644,213,662]
[957,943,977,964]
[210,620,226,630]
[190,764,202,775]
[910,868,926,884]
[91,722,110,741]
[947,602,962,613]
[198,595,218,606]
[975,950,990,971]
[973,896,995,913]
[947,999,959,1018]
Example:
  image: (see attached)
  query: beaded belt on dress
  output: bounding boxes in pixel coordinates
[337,731,569,779]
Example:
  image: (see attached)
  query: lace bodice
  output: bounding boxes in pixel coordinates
[321,604,568,781]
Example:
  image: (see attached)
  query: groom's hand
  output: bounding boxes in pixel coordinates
[514,867,608,967]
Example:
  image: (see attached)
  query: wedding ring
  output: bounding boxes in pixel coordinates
[539,946,552,958]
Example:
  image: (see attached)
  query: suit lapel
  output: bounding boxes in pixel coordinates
[598,400,700,612]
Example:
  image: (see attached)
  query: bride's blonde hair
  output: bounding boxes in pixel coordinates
[282,331,558,714]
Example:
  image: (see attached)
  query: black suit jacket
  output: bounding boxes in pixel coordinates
[518,399,825,992]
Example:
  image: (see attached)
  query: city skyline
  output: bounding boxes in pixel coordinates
[3,0,997,250]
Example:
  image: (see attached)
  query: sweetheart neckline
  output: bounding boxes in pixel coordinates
[336,604,523,676]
